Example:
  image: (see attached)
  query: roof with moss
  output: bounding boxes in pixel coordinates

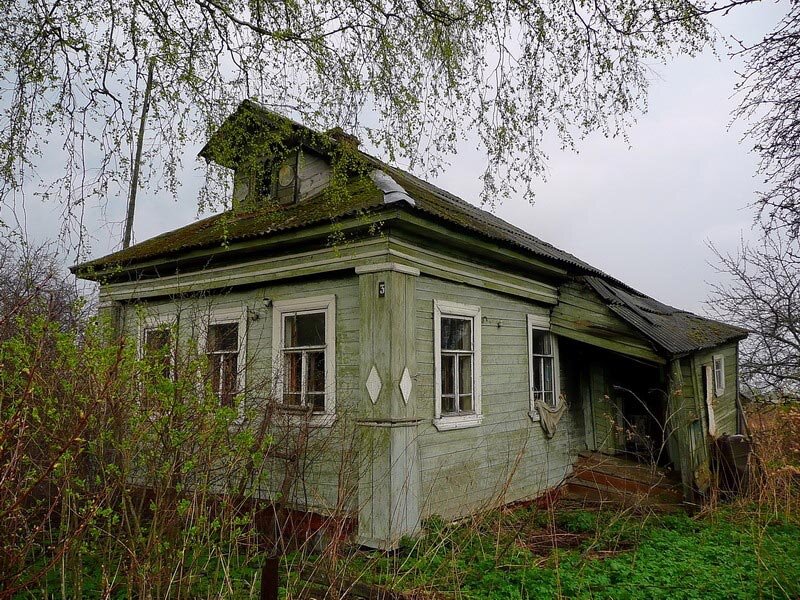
[73,101,747,356]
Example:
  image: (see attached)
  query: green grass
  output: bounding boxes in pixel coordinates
[17,506,800,598]
[336,506,800,599]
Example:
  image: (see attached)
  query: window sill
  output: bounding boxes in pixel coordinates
[273,405,337,428]
[528,409,541,423]
[433,414,483,431]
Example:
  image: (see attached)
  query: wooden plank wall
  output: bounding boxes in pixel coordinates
[691,343,739,437]
[552,282,662,364]
[118,274,362,515]
[414,276,586,520]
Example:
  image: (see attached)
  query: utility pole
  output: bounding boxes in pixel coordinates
[123,57,155,249]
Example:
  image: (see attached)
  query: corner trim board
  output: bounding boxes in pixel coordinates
[355,262,421,276]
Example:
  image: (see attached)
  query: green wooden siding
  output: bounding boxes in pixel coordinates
[118,274,362,515]
[414,276,585,520]
[691,343,739,437]
[552,282,664,364]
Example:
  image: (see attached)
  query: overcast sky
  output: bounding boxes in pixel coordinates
[6,1,788,314]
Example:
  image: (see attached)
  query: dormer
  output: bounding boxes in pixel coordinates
[200,100,360,212]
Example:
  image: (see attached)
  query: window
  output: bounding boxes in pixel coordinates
[138,314,176,380]
[203,308,247,408]
[527,314,559,421]
[433,300,482,431]
[143,326,173,380]
[272,296,336,420]
[261,152,299,206]
[713,354,725,396]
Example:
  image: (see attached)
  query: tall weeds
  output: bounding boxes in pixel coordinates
[0,312,276,598]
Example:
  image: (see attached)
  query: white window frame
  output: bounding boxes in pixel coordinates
[433,299,482,431]
[713,354,725,397]
[527,313,560,422]
[200,306,248,411]
[272,295,336,426]
[136,313,177,414]
[138,313,177,370]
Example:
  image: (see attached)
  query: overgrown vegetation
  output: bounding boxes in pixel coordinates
[3,245,799,599]
[311,504,798,599]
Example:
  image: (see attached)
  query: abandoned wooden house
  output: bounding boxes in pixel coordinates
[73,100,748,549]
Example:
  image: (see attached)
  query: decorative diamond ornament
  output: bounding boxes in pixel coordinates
[399,368,412,404]
[366,366,382,404]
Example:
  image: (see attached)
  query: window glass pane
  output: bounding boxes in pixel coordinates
[532,329,551,355]
[283,352,302,395]
[284,312,325,348]
[210,354,221,400]
[459,394,473,413]
[145,328,170,354]
[458,355,472,395]
[532,356,543,392]
[543,356,554,392]
[308,393,325,412]
[714,358,724,388]
[208,322,238,352]
[441,354,455,396]
[219,353,238,407]
[441,317,471,351]
[283,391,302,405]
[441,394,456,414]
[145,329,171,379]
[543,390,554,407]
[306,351,326,393]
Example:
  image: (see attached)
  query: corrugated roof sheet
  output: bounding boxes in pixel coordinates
[583,277,747,355]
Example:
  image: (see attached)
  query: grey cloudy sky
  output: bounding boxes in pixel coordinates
[7,1,788,314]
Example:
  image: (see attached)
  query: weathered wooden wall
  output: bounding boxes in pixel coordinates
[413,275,586,520]
[691,343,739,437]
[116,274,363,515]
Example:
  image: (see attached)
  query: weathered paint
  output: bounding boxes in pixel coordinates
[99,222,743,547]
[552,282,664,364]
[690,343,739,437]
[356,265,422,548]
[117,274,363,515]
[413,275,585,520]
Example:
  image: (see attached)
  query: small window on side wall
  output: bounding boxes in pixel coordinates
[433,300,482,431]
[527,314,559,421]
[713,354,725,397]
[272,295,336,423]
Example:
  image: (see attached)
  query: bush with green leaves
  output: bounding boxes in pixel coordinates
[0,310,275,598]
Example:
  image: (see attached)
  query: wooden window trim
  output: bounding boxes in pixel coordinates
[433,299,482,431]
[200,306,248,412]
[272,295,336,426]
[527,313,560,422]
[713,354,725,397]
[137,313,178,413]
[138,313,177,377]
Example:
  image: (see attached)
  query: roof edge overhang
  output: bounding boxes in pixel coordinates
[71,206,400,283]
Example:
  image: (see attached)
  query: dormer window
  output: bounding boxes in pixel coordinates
[231,146,331,210]
[263,152,300,206]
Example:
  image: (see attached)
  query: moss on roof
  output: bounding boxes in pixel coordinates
[75,176,384,273]
[74,101,747,356]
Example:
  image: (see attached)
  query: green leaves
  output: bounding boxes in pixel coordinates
[1,0,717,242]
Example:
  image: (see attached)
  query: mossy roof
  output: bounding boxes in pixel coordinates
[73,102,747,355]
